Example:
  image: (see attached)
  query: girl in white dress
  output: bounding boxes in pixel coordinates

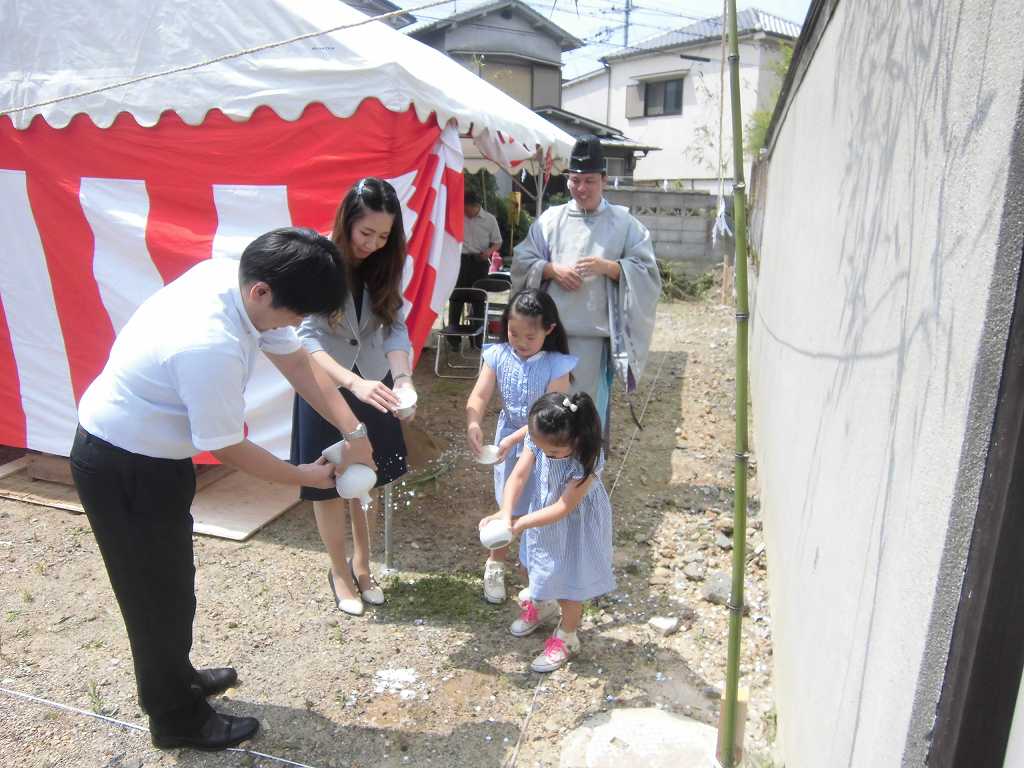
[466,290,576,604]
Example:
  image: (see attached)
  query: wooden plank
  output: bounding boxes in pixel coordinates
[194,464,234,492]
[26,454,73,485]
[716,686,749,764]
[0,456,31,480]
[190,471,303,541]
[0,463,299,541]
[0,470,85,514]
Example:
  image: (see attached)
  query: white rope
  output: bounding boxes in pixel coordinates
[505,350,671,768]
[0,686,321,768]
[0,0,454,119]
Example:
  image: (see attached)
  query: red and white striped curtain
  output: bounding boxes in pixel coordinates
[0,99,464,459]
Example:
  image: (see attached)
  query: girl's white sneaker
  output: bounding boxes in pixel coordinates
[510,599,560,637]
[483,559,507,604]
[530,629,580,673]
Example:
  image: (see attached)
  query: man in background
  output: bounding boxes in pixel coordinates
[449,189,502,348]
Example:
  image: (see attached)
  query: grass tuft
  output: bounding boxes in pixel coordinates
[380,572,497,624]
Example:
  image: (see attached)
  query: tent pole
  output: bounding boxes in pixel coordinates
[718,0,750,765]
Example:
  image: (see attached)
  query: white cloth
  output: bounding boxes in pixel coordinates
[511,198,661,394]
[462,209,502,255]
[78,259,300,459]
[1,0,577,172]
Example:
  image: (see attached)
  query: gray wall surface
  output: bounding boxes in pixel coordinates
[748,1,1024,766]
[603,188,727,274]
[441,11,564,65]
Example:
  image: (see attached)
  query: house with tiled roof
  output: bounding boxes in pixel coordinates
[404,0,582,110]
[563,8,801,189]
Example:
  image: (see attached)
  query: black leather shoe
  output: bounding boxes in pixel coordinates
[151,709,259,751]
[195,667,238,697]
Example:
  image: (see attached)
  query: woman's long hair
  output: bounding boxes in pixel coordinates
[528,392,602,485]
[331,177,406,326]
[499,289,571,355]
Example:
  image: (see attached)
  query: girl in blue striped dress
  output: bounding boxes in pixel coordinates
[466,290,577,604]
[480,391,614,673]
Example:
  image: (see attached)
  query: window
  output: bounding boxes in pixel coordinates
[532,66,561,108]
[606,157,627,177]
[643,78,683,117]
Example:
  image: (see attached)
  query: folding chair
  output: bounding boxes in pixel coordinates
[435,287,488,378]
[473,276,512,346]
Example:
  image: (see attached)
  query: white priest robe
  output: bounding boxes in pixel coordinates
[511,198,661,437]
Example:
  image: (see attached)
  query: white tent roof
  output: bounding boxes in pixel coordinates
[0,0,574,167]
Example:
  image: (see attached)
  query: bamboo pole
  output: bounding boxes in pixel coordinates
[718,0,751,765]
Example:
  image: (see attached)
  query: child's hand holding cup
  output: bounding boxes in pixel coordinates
[479,513,513,549]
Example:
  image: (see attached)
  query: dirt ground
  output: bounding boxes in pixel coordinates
[0,297,773,768]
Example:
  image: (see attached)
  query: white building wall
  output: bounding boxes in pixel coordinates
[563,38,777,186]
[749,1,1024,766]
[561,69,610,124]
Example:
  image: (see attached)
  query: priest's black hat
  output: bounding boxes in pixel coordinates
[567,134,606,174]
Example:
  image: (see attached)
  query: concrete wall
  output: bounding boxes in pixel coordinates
[562,38,776,183]
[749,1,1024,766]
[603,188,725,273]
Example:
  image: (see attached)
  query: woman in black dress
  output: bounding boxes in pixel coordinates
[291,178,416,616]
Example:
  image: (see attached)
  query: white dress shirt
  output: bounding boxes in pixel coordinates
[78,259,300,459]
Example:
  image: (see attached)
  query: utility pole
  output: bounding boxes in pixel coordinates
[623,0,633,48]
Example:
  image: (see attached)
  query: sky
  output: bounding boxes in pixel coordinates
[400,0,813,79]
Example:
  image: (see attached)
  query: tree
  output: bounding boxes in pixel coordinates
[745,42,794,156]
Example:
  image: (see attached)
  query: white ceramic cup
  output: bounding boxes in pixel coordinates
[394,387,418,419]
[476,444,500,465]
[479,519,513,549]
[321,440,345,465]
[335,463,377,507]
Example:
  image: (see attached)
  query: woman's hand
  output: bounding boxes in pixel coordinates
[350,376,400,414]
[297,457,336,489]
[510,516,528,536]
[467,422,484,456]
[393,378,417,422]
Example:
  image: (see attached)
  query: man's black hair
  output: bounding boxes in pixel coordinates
[464,189,481,206]
[239,227,346,316]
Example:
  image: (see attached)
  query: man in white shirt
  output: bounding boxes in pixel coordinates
[448,189,502,347]
[71,228,373,751]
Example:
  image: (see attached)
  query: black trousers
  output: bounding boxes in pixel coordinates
[70,426,212,733]
[448,252,490,330]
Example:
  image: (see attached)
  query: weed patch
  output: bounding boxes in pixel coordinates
[380,572,495,625]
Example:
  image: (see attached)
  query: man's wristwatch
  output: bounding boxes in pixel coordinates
[342,422,368,441]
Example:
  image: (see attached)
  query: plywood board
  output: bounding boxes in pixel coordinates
[189,470,302,540]
[26,454,74,485]
[0,459,299,541]
[0,468,84,513]
[0,456,31,480]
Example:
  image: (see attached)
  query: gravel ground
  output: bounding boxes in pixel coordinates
[0,297,773,768]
